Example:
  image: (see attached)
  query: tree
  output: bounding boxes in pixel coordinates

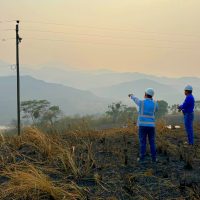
[106,102,137,123]
[106,102,125,123]
[42,105,62,125]
[120,106,137,122]
[156,100,168,118]
[21,100,62,125]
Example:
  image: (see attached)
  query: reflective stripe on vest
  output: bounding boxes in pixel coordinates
[138,121,155,125]
[140,115,155,119]
[139,100,156,119]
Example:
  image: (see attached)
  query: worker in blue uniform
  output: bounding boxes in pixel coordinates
[178,85,195,145]
[129,88,158,162]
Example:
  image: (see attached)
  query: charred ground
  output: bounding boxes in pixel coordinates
[0,123,200,200]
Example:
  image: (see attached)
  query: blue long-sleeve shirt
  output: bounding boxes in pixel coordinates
[179,94,195,114]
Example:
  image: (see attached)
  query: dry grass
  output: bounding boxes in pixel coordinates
[55,143,80,178]
[20,127,53,158]
[0,123,200,199]
[0,164,85,200]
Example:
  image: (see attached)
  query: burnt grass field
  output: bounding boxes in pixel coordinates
[0,123,200,199]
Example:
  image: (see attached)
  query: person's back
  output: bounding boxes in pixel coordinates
[138,98,157,127]
[129,88,158,163]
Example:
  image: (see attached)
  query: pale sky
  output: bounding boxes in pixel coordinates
[1,0,200,77]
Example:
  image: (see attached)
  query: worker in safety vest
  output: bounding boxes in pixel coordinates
[129,88,158,162]
[178,85,195,145]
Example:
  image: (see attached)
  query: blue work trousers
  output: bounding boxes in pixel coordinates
[184,113,194,145]
[139,126,156,161]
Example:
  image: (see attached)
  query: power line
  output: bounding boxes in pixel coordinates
[1,20,199,51]
[20,28,200,45]
[22,20,71,26]
[3,20,200,43]
[21,20,200,39]
[0,29,15,31]
[22,37,198,51]
[5,20,17,22]
[1,38,15,42]
[0,20,17,23]
[3,19,200,39]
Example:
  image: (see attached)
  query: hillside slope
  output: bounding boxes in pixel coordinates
[91,79,183,104]
[0,76,109,124]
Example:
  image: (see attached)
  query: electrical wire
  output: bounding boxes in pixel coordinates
[0,20,18,23]
[20,28,200,45]
[0,29,15,31]
[2,19,200,39]
[1,38,15,42]
[21,20,200,38]
[2,19,200,42]
[1,20,199,51]
[22,37,198,51]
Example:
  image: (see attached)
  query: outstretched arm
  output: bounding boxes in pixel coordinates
[128,94,140,106]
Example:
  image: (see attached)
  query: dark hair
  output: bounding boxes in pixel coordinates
[185,90,192,94]
[146,94,152,98]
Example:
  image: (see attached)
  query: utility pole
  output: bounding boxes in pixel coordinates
[16,20,22,136]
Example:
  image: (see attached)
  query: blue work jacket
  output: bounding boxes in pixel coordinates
[179,94,195,114]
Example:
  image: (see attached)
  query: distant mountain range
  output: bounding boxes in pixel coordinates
[0,60,200,124]
[90,79,184,105]
[0,76,109,124]
[17,62,200,101]
[13,65,200,96]
[1,60,200,90]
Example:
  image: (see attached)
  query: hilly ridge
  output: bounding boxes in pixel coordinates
[90,79,183,104]
[0,61,199,124]
[0,76,109,124]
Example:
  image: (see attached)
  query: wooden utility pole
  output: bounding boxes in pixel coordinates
[16,20,22,136]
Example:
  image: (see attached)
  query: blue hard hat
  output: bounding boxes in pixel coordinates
[184,85,193,91]
[145,88,155,97]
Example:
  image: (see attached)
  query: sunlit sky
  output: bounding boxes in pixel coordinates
[1,0,200,77]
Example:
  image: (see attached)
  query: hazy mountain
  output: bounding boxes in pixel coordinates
[20,66,139,90]
[20,65,200,96]
[0,76,110,124]
[1,60,200,92]
[1,61,200,118]
[90,79,186,105]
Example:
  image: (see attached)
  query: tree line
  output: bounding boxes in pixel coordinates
[20,99,171,126]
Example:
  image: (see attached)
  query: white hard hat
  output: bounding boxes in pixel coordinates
[145,88,155,97]
[184,85,193,91]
